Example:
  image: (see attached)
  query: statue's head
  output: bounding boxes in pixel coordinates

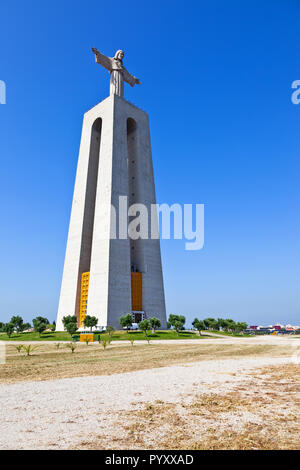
[114,50,124,61]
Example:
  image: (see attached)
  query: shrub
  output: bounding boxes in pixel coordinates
[66,343,76,353]
[120,314,133,331]
[149,317,161,333]
[66,322,78,337]
[106,326,115,338]
[139,319,150,337]
[23,345,39,356]
[84,315,98,331]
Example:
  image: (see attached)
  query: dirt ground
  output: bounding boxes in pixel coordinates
[0,336,299,450]
[0,335,298,384]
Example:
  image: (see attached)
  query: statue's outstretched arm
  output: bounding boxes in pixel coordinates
[91,48,112,72]
[122,67,141,87]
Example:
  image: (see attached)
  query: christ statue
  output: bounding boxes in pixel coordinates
[91,48,141,98]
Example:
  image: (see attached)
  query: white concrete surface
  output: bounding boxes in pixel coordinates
[56,94,166,330]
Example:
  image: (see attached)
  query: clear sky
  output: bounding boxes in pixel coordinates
[0,0,299,327]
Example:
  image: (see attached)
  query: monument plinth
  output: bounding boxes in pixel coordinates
[56,50,166,330]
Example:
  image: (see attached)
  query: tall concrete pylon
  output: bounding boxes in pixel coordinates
[56,91,167,330]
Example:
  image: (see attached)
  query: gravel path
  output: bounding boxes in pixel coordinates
[0,355,294,449]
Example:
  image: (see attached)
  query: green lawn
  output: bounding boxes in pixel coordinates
[0,330,211,342]
[0,331,72,341]
[99,330,209,341]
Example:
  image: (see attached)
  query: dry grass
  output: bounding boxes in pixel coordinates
[0,342,296,384]
[257,362,300,381]
[183,424,295,450]
[189,393,251,415]
[80,363,300,450]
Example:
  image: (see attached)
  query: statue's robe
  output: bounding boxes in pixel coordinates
[94,51,137,97]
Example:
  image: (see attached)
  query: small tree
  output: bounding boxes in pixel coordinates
[212,320,220,331]
[33,316,49,337]
[217,318,227,331]
[66,322,78,338]
[10,315,24,333]
[120,313,133,331]
[139,319,150,337]
[101,339,108,350]
[62,315,77,329]
[23,345,39,356]
[15,345,23,353]
[203,317,216,330]
[129,338,135,346]
[235,322,247,333]
[220,319,229,332]
[149,317,161,334]
[167,315,186,336]
[106,326,115,338]
[192,318,205,335]
[225,319,236,333]
[4,323,14,338]
[66,343,76,353]
[84,315,98,332]
[174,321,184,335]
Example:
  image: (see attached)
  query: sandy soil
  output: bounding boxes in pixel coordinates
[0,354,298,450]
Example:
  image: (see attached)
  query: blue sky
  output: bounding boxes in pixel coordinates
[0,0,299,326]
